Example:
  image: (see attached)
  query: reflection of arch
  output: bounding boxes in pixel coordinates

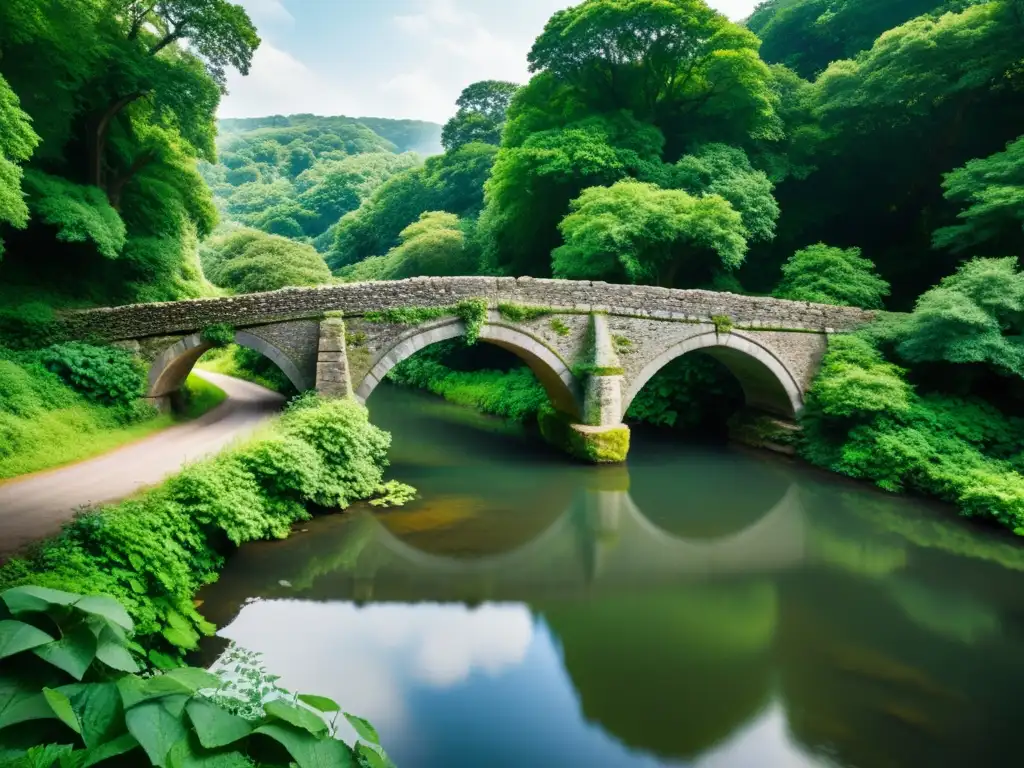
[354,318,583,419]
[147,331,307,398]
[357,483,805,582]
[622,331,804,419]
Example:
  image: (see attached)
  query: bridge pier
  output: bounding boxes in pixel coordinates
[314,317,353,398]
[539,314,630,464]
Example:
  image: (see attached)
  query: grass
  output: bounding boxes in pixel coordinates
[180,372,228,419]
[0,373,226,482]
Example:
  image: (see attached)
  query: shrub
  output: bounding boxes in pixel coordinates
[41,342,146,407]
[774,243,890,309]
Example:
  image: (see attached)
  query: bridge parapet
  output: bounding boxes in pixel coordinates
[59,277,873,342]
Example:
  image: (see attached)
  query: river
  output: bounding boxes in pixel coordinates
[197,384,1024,768]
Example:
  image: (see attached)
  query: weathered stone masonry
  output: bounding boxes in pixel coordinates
[63,277,873,462]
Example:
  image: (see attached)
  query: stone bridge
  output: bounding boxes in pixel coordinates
[61,277,871,462]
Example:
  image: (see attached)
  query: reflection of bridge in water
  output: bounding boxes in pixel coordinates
[305,481,808,603]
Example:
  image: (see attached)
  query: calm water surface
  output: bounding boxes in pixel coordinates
[198,385,1024,768]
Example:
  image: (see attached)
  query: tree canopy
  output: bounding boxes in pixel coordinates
[553,180,747,286]
[441,80,520,152]
[774,243,890,308]
[200,227,332,293]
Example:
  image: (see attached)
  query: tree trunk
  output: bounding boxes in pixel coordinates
[107,151,155,209]
[89,93,145,190]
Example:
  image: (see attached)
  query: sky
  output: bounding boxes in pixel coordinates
[220,0,763,125]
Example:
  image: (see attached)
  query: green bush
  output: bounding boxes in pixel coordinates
[41,343,146,407]
[0,398,411,658]
[0,586,394,767]
[801,331,1024,534]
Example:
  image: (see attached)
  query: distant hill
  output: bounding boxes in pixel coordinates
[200,113,442,251]
[218,114,443,156]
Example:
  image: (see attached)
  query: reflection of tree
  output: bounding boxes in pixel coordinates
[536,582,778,760]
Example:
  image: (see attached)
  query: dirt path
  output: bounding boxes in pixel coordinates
[0,371,285,559]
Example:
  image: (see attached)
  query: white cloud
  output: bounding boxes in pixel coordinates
[217,600,534,740]
[238,0,294,26]
[220,41,362,119]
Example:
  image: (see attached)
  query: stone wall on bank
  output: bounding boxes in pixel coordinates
[61,277,874,342]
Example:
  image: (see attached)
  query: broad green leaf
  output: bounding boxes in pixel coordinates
[0,620,55,659]
[164,668,221,693]
[73,596,133,632]
[297,694,340,713]
[117,675,193,709]
[253,722,357,768]
[185,699,252,749]
[166,736,253,768]
[0,676,58,730]
[343,713,378,745]
[43,687,81,734]
[18,744,74,767]
[33,625,97,680]
[60,682,123,748]
[125,699,189,768]
[1,586,78,615]
[82,732,140,767]
[148,649,182,671]
[355,742,395,768]
[95,634,139,674]
[264,699,328,736]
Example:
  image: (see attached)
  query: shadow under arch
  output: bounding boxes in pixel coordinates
[147,330,308,400]
[354,318,583,419]
[622,330,804,419]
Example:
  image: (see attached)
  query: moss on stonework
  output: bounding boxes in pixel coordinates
[539,410,630,464]
[711,314,734,334]
[363,300,488,344]
[498,302,551,322]
[550,318,571,337]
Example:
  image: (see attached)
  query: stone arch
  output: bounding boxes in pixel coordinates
[354,318,583,419]
[622,330,804,419]
[147,330,308,400]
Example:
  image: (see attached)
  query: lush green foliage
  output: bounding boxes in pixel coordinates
[389,353,550,422]
[887,257,1024,376]
[200,228,332,293]
[342,212,478,281]
[802,283,1024,534]
[0,73,38,257]
[0,0,258,306]
[364,300,489,345]
[329,142,497,270]
[441,80,520,152]
[0,586,394,767]
[553,180,748,286]
[0,397,410,661]
[40,343,147,408]
[774,243,890,308]
[933,136,1024,257]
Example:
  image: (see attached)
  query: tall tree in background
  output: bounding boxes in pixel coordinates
[441,80,520,152]
[0,75,38,256]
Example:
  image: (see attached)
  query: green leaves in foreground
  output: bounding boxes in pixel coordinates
[0,586,395,767]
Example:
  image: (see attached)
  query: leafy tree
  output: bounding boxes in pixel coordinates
[553,179,747,286]
[345,211,477,281]
[774,243,890,308]
[201,228,332,293]
[524,0,779,159]
[933,136,1024,257]
[441,80,520,151]
[329,142,497,269]
[894,257,1024,376]
[746,0,957,79]
[482,113,664,276]
[665,143,779,243]
[0,73,38,255]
